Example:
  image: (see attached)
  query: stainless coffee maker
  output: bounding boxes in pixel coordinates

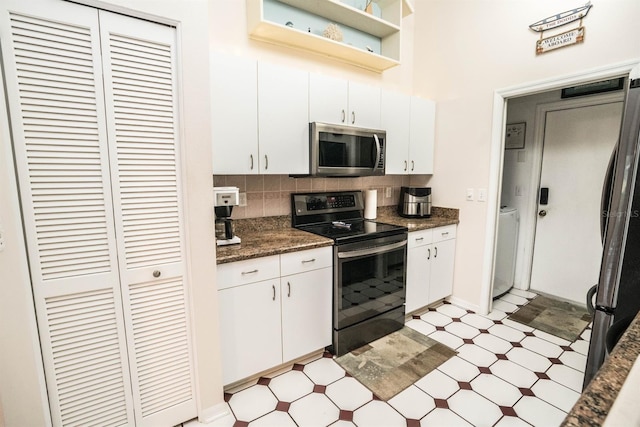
[213,186,241,246]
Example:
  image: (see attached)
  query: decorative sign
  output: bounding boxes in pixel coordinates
[530,2,592,55]
[537,27,585,54]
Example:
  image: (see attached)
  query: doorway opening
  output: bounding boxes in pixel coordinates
[479,60,640,315]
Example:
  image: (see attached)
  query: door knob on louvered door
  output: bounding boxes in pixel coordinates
[153,270,161,278]
[538,210,547,217]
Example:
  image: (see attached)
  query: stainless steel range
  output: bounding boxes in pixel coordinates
[292,191,408,356]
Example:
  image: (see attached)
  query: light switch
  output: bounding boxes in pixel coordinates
[466,188,474,201]
[478,188,487,202]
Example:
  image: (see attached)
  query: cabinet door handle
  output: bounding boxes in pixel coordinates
[427,248,431,260]
[411,160,415,171]
[434,247,438,258]
[264,155,268,170]
[341,109,346,123]
[351,111,355,124]
[404,160,407,171]
[250,154,254,170]
[301,258,316,264]
[241,269,258,275]
[287,282,291,297]
[272,284,276,301]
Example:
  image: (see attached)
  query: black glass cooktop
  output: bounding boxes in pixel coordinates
[292,191,407,244]
[299,219,403,240]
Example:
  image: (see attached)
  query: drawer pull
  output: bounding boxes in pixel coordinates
[241,269,258,275]
[301,258,316,264]
[442,232,449,236]
[415,237,424,242]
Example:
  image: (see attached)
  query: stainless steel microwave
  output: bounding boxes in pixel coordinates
[309,122,386,177]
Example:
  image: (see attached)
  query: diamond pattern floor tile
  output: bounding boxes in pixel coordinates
[514,395,568,427]
[267,370,314,402]
[531,378,581,412]
[447,389,503,427]
[456,343,499,367]
[204,292,591,427]
[471,373,522,407]
[325,377,372,411]
[387,385,435,419]
[352,400,406,427]
[289,393,339,426]
[507,347,553,372]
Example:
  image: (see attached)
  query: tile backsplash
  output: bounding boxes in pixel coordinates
[213,175,428,219]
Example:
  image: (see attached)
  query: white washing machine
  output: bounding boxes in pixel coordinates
[493,207,519,299]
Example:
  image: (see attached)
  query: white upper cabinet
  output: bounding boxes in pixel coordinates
[211,53,259,174]
[309,72,381,129]
[381,90,435,175]
[382,89,411,174]
[409,96,436,175]
[257,61,309,174]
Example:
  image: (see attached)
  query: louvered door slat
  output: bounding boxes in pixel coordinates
[99,10,195,426]
[2,3,135,425]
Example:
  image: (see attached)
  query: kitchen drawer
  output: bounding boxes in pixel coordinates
[408,229,433,249]
[280,247,333,277]
[433,225,456,243]
[217,255,280,290]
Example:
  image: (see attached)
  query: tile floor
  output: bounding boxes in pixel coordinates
[186,289,591,427]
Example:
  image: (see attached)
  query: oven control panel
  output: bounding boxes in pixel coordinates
[292,191,364,220]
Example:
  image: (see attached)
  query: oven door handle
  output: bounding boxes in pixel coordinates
[337,240,407,259]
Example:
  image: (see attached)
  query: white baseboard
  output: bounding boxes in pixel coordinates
[446,296,481,314]
[198,402,231,424]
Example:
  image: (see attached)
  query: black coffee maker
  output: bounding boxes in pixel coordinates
[213,186,241,246]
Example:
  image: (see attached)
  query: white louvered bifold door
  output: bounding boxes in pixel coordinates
[98,11,197,427]
[0,2,135,426]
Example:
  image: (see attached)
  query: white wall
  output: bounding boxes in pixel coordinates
[412,0,640,309]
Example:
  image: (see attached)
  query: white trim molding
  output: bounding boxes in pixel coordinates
[480,58,640,316]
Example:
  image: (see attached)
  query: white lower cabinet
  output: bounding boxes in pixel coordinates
[217,247,332,385]
[406,229,433,313]
[405,225,457,313]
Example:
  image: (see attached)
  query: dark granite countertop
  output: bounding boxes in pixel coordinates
[216,221,332,264]
[562,310,640,426]
[215,206,459,264]
[375,206,460,231]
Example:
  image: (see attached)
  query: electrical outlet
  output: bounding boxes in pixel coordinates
[466,188,474,201]
[478,188,487,202]
[385,187,392,198]
[239,192,247,207]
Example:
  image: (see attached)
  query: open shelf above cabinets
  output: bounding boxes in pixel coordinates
[247,0,410,73]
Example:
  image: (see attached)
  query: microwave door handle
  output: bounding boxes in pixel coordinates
[373,134,381,171]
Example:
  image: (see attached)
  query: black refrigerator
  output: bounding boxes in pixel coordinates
[583,77,640,388]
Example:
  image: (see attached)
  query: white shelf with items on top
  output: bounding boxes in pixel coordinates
[246,0,413,72]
